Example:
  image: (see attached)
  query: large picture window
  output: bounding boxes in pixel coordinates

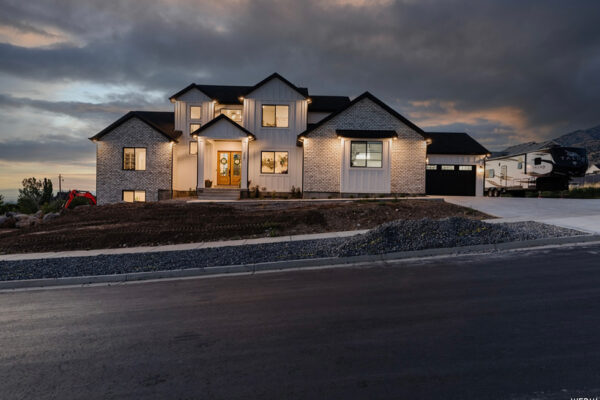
[261,151,288,174]
[123,190,146,202]
[350,141,382,168]
[261,105,289,127]
[123,148,146,170]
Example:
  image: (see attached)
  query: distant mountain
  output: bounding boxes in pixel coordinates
[553,125,600,166]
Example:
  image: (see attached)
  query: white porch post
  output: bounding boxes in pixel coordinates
[197,138,205,189]
[241,138,249,189]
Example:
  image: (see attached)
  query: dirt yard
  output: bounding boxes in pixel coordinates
[0,199,490,254]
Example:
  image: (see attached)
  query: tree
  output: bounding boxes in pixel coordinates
[18,177,43,214]
[41,178,53,204]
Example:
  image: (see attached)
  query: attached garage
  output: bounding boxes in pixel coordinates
[425,132,489,196]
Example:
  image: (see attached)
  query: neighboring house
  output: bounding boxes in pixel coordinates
[586,163,600,175]
[90,73,488,204]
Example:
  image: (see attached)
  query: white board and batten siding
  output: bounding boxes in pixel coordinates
[173,88,215,191]
[244,78,307,192]
[341,138,391,193]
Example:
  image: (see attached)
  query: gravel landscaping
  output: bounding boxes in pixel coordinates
[0,218,585,281]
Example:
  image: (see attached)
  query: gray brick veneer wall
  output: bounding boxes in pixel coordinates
[303,97,426,194]
[95,118,172,204]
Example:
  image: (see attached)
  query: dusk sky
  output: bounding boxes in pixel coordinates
[0,0,599,201]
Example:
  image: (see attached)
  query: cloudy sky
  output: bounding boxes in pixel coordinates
[1,0,599,200]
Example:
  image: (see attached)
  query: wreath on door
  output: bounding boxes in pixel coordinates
[220,157,227,164]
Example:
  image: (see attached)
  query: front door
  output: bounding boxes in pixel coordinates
[217,151,242,186]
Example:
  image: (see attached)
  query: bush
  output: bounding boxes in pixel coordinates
[17,196,39,214]
[41,199,64,214]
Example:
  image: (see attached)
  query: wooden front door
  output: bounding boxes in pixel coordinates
[217,151,242,186]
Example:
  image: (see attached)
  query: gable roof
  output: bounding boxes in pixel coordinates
[170,73,308,103]
[308,95,351,113]
[297,91,426,144]
[424,132,489,155]
[490,140,559,159]
[244,72,308,99]
[191,114,256,140]
[89,111,181,142]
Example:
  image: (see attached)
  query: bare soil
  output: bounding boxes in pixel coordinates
[0,199,490,254]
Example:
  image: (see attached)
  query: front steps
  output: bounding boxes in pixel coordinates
[197,187,241,200]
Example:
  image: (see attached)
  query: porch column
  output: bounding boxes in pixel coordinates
[241,138,249,189]
[197,138,205,189]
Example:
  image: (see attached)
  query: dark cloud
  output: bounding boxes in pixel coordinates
[0,0,599,149]
[0,133,94,164]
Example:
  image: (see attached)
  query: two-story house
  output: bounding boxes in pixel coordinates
[90,73,488,204]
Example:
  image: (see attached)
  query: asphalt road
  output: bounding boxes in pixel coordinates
[2,244,600,399]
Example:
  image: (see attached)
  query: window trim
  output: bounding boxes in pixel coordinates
[190,123,201,135]
[260,150,289,175]
[261,104,289,128]
[426,164,438,170]
[122,147,147,171]
[122,190,146,203]
[350,140,383,169]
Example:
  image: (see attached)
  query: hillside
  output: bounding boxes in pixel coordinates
[554,125,600,165]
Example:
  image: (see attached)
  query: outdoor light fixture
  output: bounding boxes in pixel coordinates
[307,98,312,104]
[238,96,244,102]
[426,138,433,145]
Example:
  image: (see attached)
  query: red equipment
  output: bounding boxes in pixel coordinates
[64,190,97,209]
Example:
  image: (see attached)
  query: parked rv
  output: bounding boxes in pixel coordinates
[484,141,588,196]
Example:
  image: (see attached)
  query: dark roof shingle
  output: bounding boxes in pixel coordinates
[308,95,351,113]
[89,111,180,142]
[424,132,489,155]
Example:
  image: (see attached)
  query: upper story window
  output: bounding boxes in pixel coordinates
[262,105,289,128]
[189,106,201,120]
[217,108,242,124]
[123,148,146,170]
[350,141,382,168]
[190,123,201,134]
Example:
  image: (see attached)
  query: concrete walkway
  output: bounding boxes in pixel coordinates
[0,229,369,262]
[441,196,600,233]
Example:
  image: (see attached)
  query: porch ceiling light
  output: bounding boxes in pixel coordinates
[426,138,432,145]
[238,96,244,102]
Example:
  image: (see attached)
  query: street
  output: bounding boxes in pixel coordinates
[1,244,600,399]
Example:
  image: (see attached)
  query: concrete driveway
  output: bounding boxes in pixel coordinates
[442,196,600,233]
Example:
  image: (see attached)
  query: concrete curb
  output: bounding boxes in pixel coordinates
[1,234,599,290]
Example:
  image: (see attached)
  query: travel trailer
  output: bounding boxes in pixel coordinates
[484,141,588,196]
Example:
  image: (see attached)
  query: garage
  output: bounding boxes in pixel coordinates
[426,164,476,195]
[424,132,490,196]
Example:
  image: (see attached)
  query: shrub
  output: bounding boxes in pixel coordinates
[17,196,39,214]
[41,199,64,214]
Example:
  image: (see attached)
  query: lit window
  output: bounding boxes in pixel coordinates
[123,148,146,170]
[189,141,198,155]
[486,169,495,178]
[262,105,289,127]
[441,165,455,170]
[261,151,288,174]
[218,109,242,123]
[123,190,146,203]
[190,123,201,134]
[350,141,382,168]
[426,165,437,170]
[190,106,201,120]
[458,165,473,171]
[517,162,523,169]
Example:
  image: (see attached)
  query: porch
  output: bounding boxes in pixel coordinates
[193,114,255,191]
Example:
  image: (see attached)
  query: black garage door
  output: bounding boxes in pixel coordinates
[426,164,476,196]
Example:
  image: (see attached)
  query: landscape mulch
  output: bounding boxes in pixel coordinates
[0,199,490,254]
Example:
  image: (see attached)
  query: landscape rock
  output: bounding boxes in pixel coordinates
[0,216,7,225]
[0,218,584,282]
[14,214,31,221]
[43,212,60,222]
[34,210,43,218]
[0,216,16,229]
[15,217,35,228]
[5,211,17,217]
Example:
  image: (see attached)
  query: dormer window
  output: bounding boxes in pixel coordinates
[262,105,289,128]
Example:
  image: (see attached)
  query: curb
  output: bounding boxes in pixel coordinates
[1,234,599,290]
